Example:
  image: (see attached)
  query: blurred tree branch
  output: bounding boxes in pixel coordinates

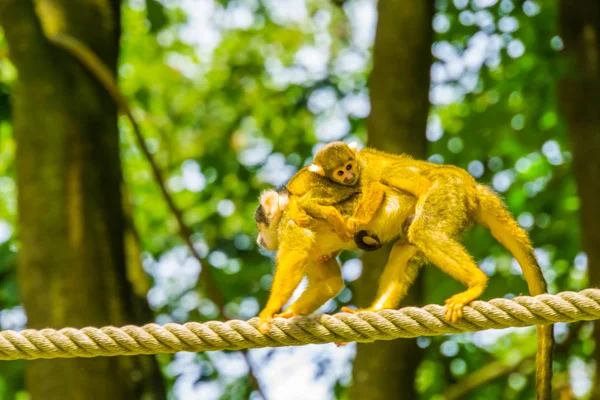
[444,353,535,400]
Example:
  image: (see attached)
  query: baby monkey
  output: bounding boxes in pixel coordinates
[285,152,361,241]
[291,141,431,235]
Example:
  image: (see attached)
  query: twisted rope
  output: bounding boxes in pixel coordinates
[1,289,599,361]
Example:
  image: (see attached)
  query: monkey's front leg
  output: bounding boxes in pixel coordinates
[258,237,310,332]
[346,182,385,233]
[275,258,344,318]
[411,235,487,322]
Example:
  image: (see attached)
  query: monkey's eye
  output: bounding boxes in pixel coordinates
[337,170,344,176]
[346,164,352,171]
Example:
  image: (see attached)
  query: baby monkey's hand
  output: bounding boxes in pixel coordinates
[346,217,362,233]
[328,216,353,241]
[293,209,311,227]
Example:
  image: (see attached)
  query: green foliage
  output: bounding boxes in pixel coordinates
[0,0,594,398]
[146,0,169,33]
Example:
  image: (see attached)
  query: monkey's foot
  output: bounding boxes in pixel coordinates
[274,309,301,319]
[444,294,470,323]
[340,306,375,314]
[257,318,273,334]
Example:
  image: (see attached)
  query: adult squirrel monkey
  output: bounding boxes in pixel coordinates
[289,141,553,398]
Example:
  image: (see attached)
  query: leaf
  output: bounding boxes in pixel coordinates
[146,0,168,33]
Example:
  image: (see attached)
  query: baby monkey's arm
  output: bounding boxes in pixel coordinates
[287,196,311,227]
[346,181,386,232]
[289,191,349,226]
[295,194,349,240]
[346,167,431,233]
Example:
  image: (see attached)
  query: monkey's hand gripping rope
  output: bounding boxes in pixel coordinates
[1,289,599,361]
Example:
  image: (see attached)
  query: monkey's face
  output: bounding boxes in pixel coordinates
[312,141,360,186]
[330,159,359,186]
[255,189,287,251]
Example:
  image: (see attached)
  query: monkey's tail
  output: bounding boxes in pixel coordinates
[475,184,553,400]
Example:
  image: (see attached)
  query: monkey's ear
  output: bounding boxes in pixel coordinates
[308,164,325,176]
[259,190,281,219]
[348,141,359,157]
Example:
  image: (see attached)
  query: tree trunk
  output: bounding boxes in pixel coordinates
[349,1,433,399]
[0,1,165,399]
[558,1,600,397]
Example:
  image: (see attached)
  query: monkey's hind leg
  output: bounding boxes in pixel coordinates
[342,242,421,314]
[407,182,488,322]
[276,258,344,318]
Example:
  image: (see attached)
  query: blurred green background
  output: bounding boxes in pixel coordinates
[0,0,598,399]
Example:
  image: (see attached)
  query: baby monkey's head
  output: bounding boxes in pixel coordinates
[309,141,360,186]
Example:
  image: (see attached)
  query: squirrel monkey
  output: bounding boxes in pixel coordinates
[297,142,432,233]
[297,141,553,398]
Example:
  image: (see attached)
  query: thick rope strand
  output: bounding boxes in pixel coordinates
[0,289,599,361]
